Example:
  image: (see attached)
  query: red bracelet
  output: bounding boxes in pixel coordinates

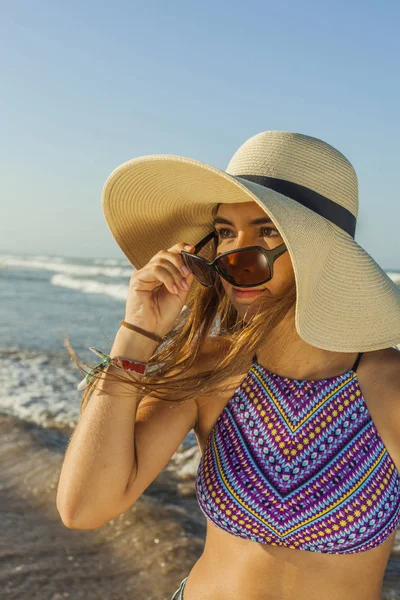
[111,356,147,375]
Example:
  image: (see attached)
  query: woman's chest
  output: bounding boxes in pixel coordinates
[195,349,400,472]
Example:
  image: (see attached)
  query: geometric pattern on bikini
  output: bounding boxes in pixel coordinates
[195,363,400,554]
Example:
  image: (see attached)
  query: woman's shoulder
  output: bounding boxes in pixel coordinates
[380,346,400,400]
[360,347,400,471]
[366,346,400,385]
[358,347,400,409]
[387,346,400,374]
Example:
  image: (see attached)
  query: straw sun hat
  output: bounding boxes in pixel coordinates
[102,130,400,353]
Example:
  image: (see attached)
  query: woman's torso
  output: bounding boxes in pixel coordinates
[183,346,400,600]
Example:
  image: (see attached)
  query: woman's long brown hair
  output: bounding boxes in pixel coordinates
[65,206,297,416]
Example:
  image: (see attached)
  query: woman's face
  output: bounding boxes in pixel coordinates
[214,201,295,318]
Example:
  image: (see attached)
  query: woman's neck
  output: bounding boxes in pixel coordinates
[255,313,359,381]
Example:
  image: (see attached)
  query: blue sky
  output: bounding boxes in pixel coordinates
[1,0,399,269]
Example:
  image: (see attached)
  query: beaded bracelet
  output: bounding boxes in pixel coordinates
[77,347,148,391]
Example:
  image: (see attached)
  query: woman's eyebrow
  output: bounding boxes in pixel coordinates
[213,216,274,226]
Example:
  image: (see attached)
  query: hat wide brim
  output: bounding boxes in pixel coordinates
[102,155,400,353]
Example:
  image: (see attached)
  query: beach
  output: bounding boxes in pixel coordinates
[1,254,400,599]
[0,413,205,600]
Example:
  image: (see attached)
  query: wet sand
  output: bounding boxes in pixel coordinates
[0,414,204,600]
[1,413,400,599]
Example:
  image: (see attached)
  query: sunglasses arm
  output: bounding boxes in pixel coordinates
[193,231,217,254]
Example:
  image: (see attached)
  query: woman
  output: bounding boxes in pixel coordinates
[57,131,400,599]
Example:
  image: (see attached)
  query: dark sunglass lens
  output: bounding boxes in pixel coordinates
[182,254,215,286]
[216,248,271,285]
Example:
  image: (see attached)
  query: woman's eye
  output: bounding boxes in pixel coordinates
[215,227,279,238]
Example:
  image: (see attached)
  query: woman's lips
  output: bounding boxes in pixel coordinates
[232,288,267,298]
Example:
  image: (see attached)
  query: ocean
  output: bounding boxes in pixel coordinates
[1,253,400,599]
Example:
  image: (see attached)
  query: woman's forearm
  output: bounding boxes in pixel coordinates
[56,326,159,528]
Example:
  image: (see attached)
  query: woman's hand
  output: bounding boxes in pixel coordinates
[124,242,195,338]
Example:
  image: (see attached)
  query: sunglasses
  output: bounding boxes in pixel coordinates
[180,231,288,288]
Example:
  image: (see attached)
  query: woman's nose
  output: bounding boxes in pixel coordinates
[231,233,257,249]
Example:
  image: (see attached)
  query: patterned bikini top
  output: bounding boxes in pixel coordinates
[195,352,400,554]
